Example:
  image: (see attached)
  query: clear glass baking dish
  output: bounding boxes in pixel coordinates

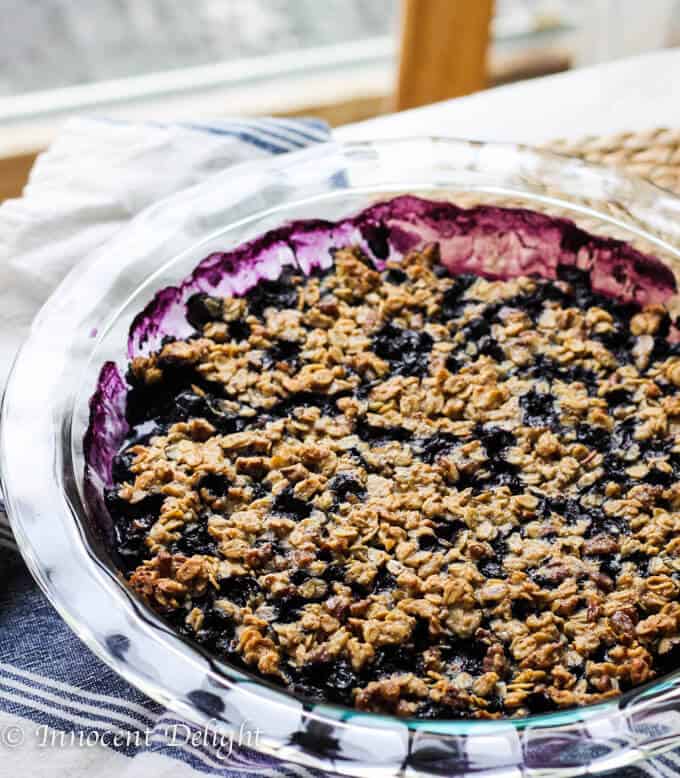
[4,137,680,777]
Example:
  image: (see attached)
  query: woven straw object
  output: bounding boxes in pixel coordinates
[545,128,680,196]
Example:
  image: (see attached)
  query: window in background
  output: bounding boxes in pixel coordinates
[1,0,678,128]
[0,0,399,127]
[0,0,397,97]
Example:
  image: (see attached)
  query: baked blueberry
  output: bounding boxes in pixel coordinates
[519,388,559,429]
[245,268,299,318]
[170,521,218,556]
[264,339,301,369]
[185,293,223,331]
[272,487,312,520]
[372,322,434,377]
[439,274,476,320]
[219,576,260,607]
[383,267,407,285]
[431,517,466,543]
[416,432,459,464]
[329,472,366,504]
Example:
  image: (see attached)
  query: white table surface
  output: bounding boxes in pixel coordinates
[337,48,680,145]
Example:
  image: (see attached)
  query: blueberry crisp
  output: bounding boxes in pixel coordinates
[106,243,680,718]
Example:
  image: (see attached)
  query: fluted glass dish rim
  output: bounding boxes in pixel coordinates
[4,137,680,776]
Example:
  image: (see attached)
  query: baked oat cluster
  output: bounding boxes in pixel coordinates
[107,244,680,719]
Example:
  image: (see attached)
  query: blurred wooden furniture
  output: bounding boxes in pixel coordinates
[0,150,38,203]
[396,0,494,111]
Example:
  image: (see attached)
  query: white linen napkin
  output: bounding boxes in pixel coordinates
[0,116,328,385]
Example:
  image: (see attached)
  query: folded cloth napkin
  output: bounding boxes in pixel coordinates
[0,116,675,778]
[0,116,333,778]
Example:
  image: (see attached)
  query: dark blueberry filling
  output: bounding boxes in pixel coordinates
[439,274,477,320]
[529,567,563,590]
[415,432,459,464]
[441,640,487,676]
[268,390,350,420]
[417,533,438,550]
[111,449,136,483]
[325,660,361,705]
[654,641,680,677]
[383,267,407,285]
[603,387,633,407]
[596,555,622,582]
[431,517,467,543]
[476,336,505,362]
[417,701,467,719]
[271,594,307,624]
[622,550,650,577]
[321,561,345,583]
[373,566,397,594]
[219,575,260,607]
[185,293,223,331]
[228,319,251,342]
[476,426,515,459]
[466,461,522,495]
[170,390,250,435]
[591,329,635,366]
[462,317,491,341]
[478,535,506,578]
[519,388,559,429]
[363,222,391,260]
[264,338,301,369]
[504,281,569,321]
[170,520,218,557]
[644,466,673,487]
[372,644,420,677]
[290,568,310,585]
[193,605,237,651]
[272,487,312,520]
[105,489,163,519]
[329,472,366,504]
[583,508,627,538]
[525,690,558,714]
[198,472,231,497]
[289,661,357,708]
[245,268,299,318]
[357,423,412,445]
[478,558,504,578]
[111,514,154,573]
[528,354,599,393]
[511,598,538,620]
[600,453,633,489]
[445,353,463,374]
[372,322,434,377]
[575,424,610,452]
[540,496,584,525]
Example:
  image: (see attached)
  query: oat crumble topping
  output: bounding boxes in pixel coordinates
[106,244,680,719]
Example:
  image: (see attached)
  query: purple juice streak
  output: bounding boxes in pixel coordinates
[85,195,677,496]
[83,360,129,538]
[84,361,128,480]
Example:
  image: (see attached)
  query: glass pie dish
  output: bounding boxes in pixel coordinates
[4,137,680,776]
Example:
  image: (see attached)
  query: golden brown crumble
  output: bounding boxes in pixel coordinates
[108,244,680,719]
